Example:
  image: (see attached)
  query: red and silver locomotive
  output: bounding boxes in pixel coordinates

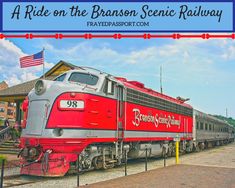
[19,67,234,176]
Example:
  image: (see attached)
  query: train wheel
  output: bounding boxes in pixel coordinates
[92,156,103,169]
[195,144,200,152]
[167,143,174,157]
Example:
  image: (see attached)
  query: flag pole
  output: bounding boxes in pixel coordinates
[43,48,45,79]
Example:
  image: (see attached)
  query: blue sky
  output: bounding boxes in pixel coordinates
[0,37,234,118]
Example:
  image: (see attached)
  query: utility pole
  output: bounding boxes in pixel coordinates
[160,65,163,94]
[226,108,228,118]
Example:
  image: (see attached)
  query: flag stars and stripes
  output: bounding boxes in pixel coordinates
[20,51,44,68]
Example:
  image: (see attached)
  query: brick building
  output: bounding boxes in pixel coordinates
[0,81,16,122]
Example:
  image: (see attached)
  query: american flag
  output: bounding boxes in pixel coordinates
[20,51,44,68]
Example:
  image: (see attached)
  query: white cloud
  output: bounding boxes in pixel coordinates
[20,72,38,82]
[0,39,25,57]
[45,62,54,69]
[38,38,231,78]
[41,41,121,64]
[0,39,53,86]
[0,39,25,67]
[6,74,21,86]
[221,45,235,60]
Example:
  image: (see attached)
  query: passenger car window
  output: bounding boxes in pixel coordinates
[200,122,204,130]
[54,74,66,82]
[69,72,98,86]
[209,124,211,131]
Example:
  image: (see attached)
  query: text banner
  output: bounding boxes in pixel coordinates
[1,1,234,32]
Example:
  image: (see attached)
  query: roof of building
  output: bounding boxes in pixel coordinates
[0,81,8,91]
[0,60,78,102]
[0,81,8,86]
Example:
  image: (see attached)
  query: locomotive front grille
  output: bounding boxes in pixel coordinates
[25,100,49,136]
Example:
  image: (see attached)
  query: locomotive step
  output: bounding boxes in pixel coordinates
[0,144,19,148]
[0,150,20,155]
[0,148,20,152]
[0,141,19,146]
[0,140,20,155]
[0,148,20,153]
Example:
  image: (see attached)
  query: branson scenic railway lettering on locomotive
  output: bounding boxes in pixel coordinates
[132,108,181,128]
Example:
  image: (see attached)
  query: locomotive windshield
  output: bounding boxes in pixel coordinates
[68,72,98,85]
[54,74,66,82]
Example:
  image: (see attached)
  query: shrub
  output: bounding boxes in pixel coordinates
[0,155,7,166]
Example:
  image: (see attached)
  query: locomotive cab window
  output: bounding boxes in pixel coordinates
[104,79,115,95]
[69,72,98,86]
[54,73,66,82]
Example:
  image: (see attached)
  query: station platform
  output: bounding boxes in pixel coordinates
[82,164,235,188]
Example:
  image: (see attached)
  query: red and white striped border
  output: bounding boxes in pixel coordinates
[0,33,235,39]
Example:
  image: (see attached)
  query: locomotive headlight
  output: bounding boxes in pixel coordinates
[35,79,46,95]
[29,148,37,157]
